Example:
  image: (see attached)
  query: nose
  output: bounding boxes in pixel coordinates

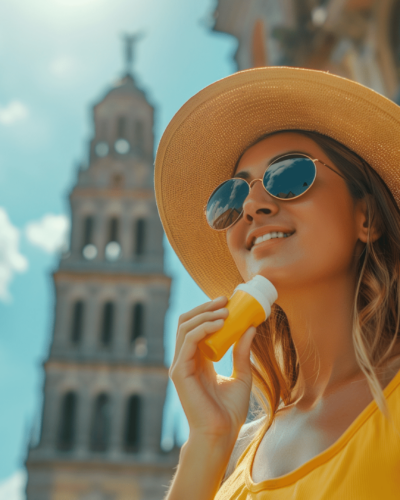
[242,179,279,224]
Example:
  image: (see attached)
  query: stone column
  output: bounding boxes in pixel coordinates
[108,385,125,458]
[70,200,82,258]
[141,384,167,455]
[145,285,168,364]
[75,381,92,457]
[120,200,132,261]
[93,200,106,261]
[50,283,69,355]
[39,377,60,452]
[114,286,129,358]
[82,285,100,355]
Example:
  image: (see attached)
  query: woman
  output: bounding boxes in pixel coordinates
[155,68,400,499]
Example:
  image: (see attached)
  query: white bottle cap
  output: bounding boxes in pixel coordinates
[234,275,278,320]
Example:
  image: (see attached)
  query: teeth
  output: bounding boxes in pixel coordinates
[253,231,292,246]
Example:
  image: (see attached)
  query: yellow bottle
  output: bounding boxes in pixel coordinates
[198,275,278,362]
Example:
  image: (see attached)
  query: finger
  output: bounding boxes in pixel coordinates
[172,297,228,365]
[175,308,229,356]
[171,313,225,370]
[231,326,257,385]
[177,296,228,329]
[172,319,225,379]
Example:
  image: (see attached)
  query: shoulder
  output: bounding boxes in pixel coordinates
[222,416,267,483]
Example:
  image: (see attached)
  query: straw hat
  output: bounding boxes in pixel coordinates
[154,67,400,300]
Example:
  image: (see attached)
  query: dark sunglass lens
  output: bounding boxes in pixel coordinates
[206,179,249,230]
[263,156,316,199]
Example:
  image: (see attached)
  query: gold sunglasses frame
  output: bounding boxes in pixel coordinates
[204,153,346,231]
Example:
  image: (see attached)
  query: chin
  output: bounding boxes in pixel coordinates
[244,266,292,288]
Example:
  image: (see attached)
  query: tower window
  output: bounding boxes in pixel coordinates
[134,218,146,256]
[134,120,144,152]
[124,395,141,452]
[82,216,94,248]
[90,393,111,452]
[105,218,121,261]
[98,120,107,139]
[101,302,114,346]
[57,392,77,451]
[95,141,109,158]
[131,303,144,342]
[108,217,119,243]
[71,301,85,344]
[82,216,98,260]
[117,116,127,139]
[112,174,123,188]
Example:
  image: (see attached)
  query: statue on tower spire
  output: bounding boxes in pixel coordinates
[122,32,144,76]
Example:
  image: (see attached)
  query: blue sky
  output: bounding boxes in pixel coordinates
[0,0,237,493]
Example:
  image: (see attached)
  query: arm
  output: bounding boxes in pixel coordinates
[163,296,258,500]
[166,417,266,499]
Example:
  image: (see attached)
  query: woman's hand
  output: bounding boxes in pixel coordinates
[169,296,257,442]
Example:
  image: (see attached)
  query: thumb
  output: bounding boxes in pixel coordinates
[231,326,257,382]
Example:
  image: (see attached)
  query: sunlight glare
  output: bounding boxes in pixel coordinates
[55,0,102,6]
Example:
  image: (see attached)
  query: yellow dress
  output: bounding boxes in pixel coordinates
[216,369,400,499]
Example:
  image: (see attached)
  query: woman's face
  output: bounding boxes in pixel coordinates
[226,132,368,292]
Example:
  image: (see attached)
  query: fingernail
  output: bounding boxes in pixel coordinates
[213,296,224,302]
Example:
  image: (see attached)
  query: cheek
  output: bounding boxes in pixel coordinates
[299,194,359,272]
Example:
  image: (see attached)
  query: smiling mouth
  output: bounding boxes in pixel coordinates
[251,231,295,249]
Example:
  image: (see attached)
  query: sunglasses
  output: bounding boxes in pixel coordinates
[205,153,345,231]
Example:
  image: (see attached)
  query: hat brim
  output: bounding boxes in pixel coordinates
[155,67,400,299]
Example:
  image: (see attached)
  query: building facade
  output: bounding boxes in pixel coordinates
[214,0,400,100]
[26,52,178,500]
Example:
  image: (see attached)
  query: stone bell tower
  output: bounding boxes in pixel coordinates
[25,36,178,500]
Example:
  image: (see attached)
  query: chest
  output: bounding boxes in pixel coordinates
[252,379,374,482]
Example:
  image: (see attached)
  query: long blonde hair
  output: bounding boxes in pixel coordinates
[247,130,400,429]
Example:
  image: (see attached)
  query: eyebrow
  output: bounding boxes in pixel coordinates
[234,171,251,180]
[233,150,309,180]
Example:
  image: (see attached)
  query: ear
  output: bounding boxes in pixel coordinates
[356,196,382,244]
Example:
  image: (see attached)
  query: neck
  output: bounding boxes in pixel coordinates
[278,273,362,407]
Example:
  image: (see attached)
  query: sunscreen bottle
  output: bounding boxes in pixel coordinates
[198,275,278,362]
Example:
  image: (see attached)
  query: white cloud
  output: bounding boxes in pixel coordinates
[0,208,28,303]
[25,214,70,253]
[0,470,27,500]
[0,101,29,125]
